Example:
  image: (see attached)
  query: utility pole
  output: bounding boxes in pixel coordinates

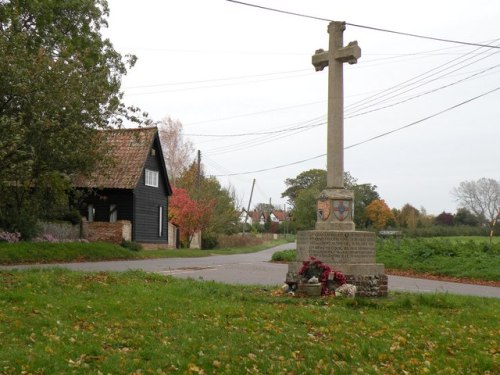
[196,150,201,198]
[243,178,255,235]
[283,203,287,239]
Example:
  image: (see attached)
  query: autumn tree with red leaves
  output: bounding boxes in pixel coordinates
[168,187,215,248]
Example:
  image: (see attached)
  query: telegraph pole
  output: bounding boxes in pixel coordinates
[243,178,255,235]
[196,150,201,197]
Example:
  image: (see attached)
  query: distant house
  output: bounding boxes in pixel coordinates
[74,127,172,245]
[241,209,288,227]
[239,209,253,226]
[271,210,287,223]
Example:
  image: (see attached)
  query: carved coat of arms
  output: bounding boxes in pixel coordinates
[317,199,330,221]
[332,200,351,221]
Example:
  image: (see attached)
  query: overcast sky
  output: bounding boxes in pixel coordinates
[105,0,499,215]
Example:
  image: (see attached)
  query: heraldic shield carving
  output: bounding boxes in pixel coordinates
[317,199,330,221]
[332,200,351,221]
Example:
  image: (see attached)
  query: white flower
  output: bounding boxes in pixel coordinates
[308,276,319,284]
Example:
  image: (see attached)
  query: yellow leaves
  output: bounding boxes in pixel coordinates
[390,334,407,352]
[28,332,36,343]
[68,354,104,369]
[291,350,304,361]
[187,363,206,374]
[263,321,282,334]
[247,353,257,361]
[73,318,95,331]
[424,340,436,351]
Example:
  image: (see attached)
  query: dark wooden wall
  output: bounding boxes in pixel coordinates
[133,137,169,243]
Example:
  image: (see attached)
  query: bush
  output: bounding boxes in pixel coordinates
[216,234,264,248]
[34,234,59,243]
[402,225,491,237]
[121,240,143,252]
[271,249,296,262]
[201,232,218,250]
[62,209,82,225]
[0,231,21,243]
[39,221,80,240]
[0,207,40,240]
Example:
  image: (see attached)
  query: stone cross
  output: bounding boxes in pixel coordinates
[312,21,361,189]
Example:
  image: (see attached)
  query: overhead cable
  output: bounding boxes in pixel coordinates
[212,85,500,176]
[226,0,500,50]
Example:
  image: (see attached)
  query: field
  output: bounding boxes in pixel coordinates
[0,269,498,374]
[377,237,500,281]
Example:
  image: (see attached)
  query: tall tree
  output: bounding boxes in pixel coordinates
[435,212,454,226]
[291,188,319,231]
[168,187,215,248]
[158,117,194,185]
[282,169,379,229]
[454,208,480,226]
[0,0,141,236]
[350,183,380,228]
[176,162,239,235]
[281,169,326,207]
[398,204,420,229]
[364,199,395,229]
[452,178,500,227]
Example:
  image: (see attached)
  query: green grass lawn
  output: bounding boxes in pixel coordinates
[377,237,500,281]
[0,239,288,265]
[0,269,498,374]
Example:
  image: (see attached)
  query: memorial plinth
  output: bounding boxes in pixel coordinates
[286,225,387,297]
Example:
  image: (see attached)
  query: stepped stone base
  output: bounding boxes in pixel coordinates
[286,230,387,297]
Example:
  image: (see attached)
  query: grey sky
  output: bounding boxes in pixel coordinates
[105,0,500,215]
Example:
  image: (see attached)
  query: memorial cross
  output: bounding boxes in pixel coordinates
[312,21,361,189]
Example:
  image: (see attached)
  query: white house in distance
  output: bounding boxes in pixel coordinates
[239,209,288,227]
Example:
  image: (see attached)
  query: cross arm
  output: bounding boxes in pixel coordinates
[335,41,361,65]
[312,48,329,71]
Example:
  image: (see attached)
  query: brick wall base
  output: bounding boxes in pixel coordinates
[82,220,132,244]
[345,274,388,297]
[286,270,388,298]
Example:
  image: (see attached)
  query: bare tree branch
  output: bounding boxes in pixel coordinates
[452,178,500,227]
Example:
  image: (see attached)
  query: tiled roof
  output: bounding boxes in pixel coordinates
[74,127,158,190]
[273,211,286,221]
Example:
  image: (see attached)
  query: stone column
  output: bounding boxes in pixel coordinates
[287,22,386,297]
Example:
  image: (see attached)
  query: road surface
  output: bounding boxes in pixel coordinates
[1,243,499,298]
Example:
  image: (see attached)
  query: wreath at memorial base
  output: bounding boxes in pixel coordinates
[298,256,346,296]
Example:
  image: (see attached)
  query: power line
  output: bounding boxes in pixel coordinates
[213,153,325,177]
[195,55,499,152]
[212,85,500,176]
[184,53,494,128]
[345,39,500,114]
[124,68,310,89]
[125,71,314,96]
[226,0,500,50]
[189,62,500,139]
[204,116,325,155]
[185,121,325,137]
[346,85,500,149]
[346,63,500,119]
[186,100,324,126]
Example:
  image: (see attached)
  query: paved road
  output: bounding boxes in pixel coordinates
[1,243,499,298]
